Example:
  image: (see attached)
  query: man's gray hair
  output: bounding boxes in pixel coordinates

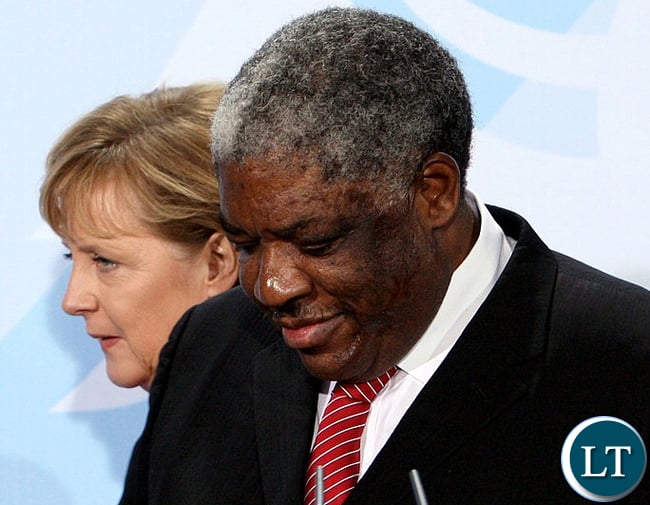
[211,7,473,195]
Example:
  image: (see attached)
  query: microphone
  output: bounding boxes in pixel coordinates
[315,466,324,505]
[314,465,431,504]
[409,469,430,505]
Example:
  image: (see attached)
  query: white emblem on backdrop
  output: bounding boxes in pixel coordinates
[51,361,148,412]
[156,0,354,86]
[408,0,605,87]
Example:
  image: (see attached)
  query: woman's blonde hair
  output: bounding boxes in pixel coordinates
[40,82,226,246]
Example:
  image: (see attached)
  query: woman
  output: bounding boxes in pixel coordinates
[39,83,238,391]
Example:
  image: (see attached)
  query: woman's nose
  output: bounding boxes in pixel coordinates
[61,266,98,315]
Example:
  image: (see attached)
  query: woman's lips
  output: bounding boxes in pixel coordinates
[98,336,120,351]
[281,315,343,350]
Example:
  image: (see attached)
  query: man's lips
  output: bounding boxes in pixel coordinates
[281,315,344,350]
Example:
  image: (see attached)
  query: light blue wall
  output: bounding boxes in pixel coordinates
[1,1,647,503]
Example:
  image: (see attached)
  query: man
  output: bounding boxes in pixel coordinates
[211,7,650,504]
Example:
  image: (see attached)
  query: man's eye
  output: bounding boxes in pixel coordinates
[233,241,258,256]
[299,238,340,257]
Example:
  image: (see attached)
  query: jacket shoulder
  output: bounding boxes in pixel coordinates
[552,251,650,323]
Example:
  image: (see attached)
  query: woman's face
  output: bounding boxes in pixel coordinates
[60,196,216,390]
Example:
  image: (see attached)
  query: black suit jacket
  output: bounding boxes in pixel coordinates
[120,206,650,504]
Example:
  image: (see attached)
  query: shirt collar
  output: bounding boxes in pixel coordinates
[398,192,515,382]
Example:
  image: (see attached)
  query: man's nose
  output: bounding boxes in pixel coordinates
[252,245,311,310]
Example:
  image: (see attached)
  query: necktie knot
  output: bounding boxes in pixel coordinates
[336,366,398,403]
[304,366,398,505]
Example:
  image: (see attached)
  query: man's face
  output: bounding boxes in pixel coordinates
[219,158,451,382]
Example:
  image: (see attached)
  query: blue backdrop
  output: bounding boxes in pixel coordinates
[1,1,648,503]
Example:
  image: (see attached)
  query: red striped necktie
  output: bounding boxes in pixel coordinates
[304,366,398,505]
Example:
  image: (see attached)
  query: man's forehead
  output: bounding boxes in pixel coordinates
[219,179,378,238]
[221,153,320,178]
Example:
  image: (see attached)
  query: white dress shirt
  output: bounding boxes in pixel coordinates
[312,192,516,476]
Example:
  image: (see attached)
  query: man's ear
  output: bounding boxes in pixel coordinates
[204,232,239,297]
[414,152,461,229]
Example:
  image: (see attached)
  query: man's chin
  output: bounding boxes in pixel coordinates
[297,350,345,381]
[296,350,373,383]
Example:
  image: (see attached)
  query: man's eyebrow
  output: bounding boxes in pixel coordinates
[218,213,317,239]
[271,219,316,240]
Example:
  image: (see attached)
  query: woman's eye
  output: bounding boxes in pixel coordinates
[93,255,118,271]
[63,251,72,260]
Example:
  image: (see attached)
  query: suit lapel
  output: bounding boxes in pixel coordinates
[254,340,319,505]
[349,352,529,504]
[348,206,558,504]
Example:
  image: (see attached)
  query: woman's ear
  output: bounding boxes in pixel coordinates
[204,232,239,297]
[414,152,461,229]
